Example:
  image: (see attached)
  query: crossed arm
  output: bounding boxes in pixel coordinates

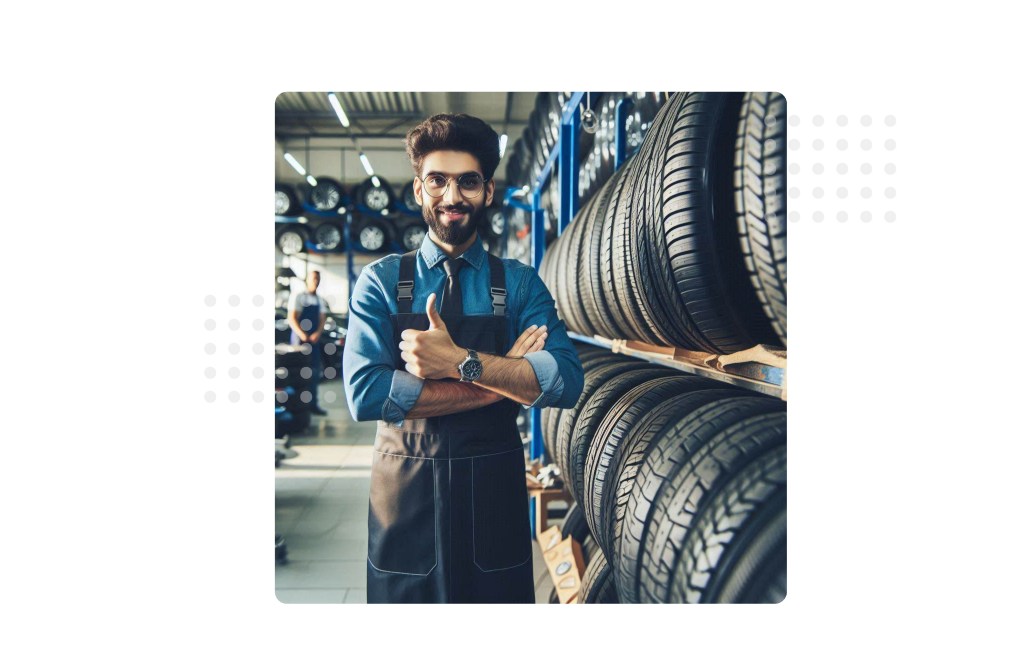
[404,327,547,418]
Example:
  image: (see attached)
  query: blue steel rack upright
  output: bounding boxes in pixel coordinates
[520,93,635,531]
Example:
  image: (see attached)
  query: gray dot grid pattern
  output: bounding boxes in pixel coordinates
[201,295,283,403]
[828,113,894,223]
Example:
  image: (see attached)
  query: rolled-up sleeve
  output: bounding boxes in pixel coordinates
[343,264,424,423]
[515,268,585,409]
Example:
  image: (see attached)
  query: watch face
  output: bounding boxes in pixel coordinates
[462,359,482,380]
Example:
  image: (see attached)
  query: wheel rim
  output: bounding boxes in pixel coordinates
[403,186,420,212]
[312,184,340,211]
[275,190,291,215]
[278,231,303,255]
[360,226,385,250]
[490,212,505,236]
[364,187,390,211]
[314,224,342,250]
[403,225,426,250]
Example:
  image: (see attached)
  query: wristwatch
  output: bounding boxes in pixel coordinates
[458,349,483,382]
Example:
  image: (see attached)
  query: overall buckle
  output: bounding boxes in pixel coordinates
[396,280,414,301]
[490,287,507,315]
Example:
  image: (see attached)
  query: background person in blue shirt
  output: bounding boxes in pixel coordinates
[286,270,328,415]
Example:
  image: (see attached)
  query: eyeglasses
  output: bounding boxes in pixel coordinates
[420,172,488,199]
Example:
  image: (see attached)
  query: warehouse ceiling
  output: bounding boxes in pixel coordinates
[275,92,538,147]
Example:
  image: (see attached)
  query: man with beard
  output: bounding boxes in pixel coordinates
[342,113,584,603]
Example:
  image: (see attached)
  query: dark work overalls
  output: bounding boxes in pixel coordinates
[366,249,535,603]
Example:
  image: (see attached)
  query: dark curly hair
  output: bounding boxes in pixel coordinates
[404,113,501,180]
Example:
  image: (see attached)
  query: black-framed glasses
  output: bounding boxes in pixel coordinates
[420,172,488,199]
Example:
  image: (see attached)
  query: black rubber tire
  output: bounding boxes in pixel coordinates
[735,92,788,345]
[567,368,673,523]
[354,177,395,213]
[398,218,427,252]
[669,445,787,603]
[312,221,343,251]
[560,505,593,544]
[353,216,394,253]
[579,551,619,603]
[558,190,602,336]
[556,356,635,478]
[554,357,642,487]
[274,365,306,388]
[276,226,308,256]
[638,410,787,603]
[616,395,786,603]
[576,174,620,338]
[633,92,698,347]
[276,408,311,436]
[401,182,420,213]
[599,159,643,341]
[548,352,626,472]
[275,183,300,216]
[274,345,310,367]
[543,349,620,465]
[583,375,731,560]
[307,177,345,212]
[610,140,655,342]
[650,92,780,352]
[606,388,756,588]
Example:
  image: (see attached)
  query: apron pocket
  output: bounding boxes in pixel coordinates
[472,447,533,572]
[368,451,437,576]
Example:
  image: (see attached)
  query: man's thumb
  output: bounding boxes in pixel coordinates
[426,293,446,330]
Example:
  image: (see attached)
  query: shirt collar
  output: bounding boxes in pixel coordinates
[419,232,486,271]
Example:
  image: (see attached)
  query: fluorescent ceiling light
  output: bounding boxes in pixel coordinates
[284,153,306,176]
[359,152,374,176]
[327,93,350,127]
[371,175,381,188]
[499,133,508,158]
[306,175,318,186]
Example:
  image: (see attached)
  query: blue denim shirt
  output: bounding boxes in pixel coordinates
[343,232,585,424]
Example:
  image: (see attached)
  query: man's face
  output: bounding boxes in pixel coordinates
[413,150,494,246]
[307,272,320,293]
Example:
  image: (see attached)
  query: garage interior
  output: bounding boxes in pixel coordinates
[274,91,788,604]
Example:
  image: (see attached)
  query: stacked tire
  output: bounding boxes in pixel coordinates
[539,92,787,352]
[547,344,786,603]
[274,344,316,433]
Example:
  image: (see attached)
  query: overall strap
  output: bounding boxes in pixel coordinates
[396,250,417,314]
[487,252,507,317]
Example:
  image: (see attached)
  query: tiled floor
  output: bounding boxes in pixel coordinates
[275,382,557,604]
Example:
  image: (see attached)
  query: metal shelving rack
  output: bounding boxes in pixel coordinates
[519,93,786,530]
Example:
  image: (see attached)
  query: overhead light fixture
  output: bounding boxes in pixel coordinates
[327,92,350,128]
[499,133,508,158]
[371,175,380,188]
[284,153,306,176]
[306,175,318,187]
[359,152,374,176]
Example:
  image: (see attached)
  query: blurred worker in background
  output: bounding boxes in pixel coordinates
[287,270,328,416]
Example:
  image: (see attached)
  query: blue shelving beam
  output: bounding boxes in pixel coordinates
[526,92,606,532]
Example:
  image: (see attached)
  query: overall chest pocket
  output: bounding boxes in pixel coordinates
[368,451,437,576]
[472,447,533,572]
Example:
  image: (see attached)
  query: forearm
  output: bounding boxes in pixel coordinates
[471,352,542,406]
[287,317,308,340]
[405,379,502,419]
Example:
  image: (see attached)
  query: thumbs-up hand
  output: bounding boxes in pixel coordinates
[399,293,464,379]
[425,292,447,331]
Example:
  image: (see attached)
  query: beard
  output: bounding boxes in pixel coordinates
[423,199,485,246]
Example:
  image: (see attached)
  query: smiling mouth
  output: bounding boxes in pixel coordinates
[439,210,468,221]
